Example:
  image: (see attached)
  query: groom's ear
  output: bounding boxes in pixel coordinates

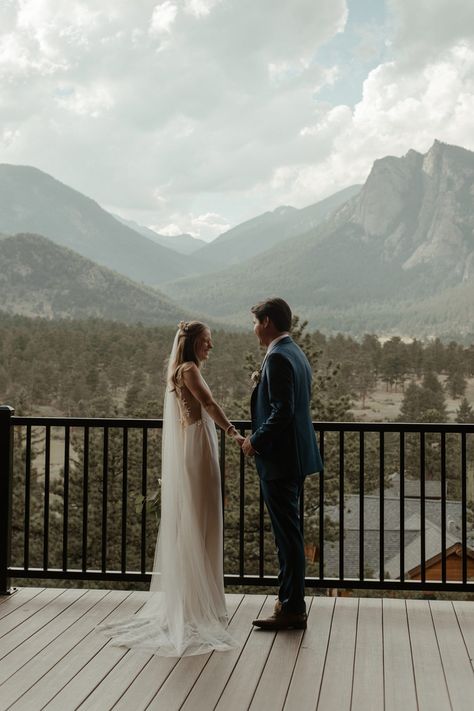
[262,316,270,329]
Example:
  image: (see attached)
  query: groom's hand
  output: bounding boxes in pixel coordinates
[242,435,257,456]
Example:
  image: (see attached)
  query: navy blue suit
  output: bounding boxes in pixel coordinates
[250,336,323,613]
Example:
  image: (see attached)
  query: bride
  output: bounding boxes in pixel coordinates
[96,320,243,656]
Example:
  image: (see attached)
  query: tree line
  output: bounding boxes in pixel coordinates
[2,313,474,422]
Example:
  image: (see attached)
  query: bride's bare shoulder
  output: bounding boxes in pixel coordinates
[181,361,198,371]
[180,361,200,379]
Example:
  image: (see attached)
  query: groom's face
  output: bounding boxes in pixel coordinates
[253,316,268,347]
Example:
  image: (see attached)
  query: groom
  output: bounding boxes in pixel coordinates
[242,297,323,630]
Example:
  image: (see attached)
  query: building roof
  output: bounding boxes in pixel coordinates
[318,493,474,580]
[384,514,459,579]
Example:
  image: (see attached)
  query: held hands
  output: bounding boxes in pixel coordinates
[242,435,257,457]
[225,425,255,454]
[226,424,245,448]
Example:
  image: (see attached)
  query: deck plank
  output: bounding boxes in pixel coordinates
[407,599,452,711]
[0,588,65,641]
[453,601,474,669]
[4,590,134,711]
[214,596,277,711]
[0,589,112,708]
[316,597,359,711]
[283,596,335,711]
[109,652,178,711]
[351,597,384,711]
[179,594,266,711]
[0,588,89,678]
[143,595,243,711]
[383,598,417,711]
[430,601,474,711]
[79,595,243,711]
[109,594,255,711]
[0,588,45,619]
[29,592,149,711]
[249,597,312,711]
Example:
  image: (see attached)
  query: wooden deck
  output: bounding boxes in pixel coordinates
[1,588,474,711]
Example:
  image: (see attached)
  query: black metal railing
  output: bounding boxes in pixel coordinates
[1,405,474,594]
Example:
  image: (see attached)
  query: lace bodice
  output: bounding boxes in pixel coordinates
[175,367,202,427]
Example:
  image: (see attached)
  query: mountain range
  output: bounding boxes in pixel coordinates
[1,140,473,337]
[161,140,474,338]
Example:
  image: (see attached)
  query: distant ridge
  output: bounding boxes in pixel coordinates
[196,184,362,270]
[0,164,198,286]
[112,214,205,255]
[0,232,191,325]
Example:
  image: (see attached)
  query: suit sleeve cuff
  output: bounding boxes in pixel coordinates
[249,433,260,454]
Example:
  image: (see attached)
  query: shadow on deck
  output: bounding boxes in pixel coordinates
[1,587,474,710]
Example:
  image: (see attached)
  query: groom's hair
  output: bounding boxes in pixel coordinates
[251,297,292,332]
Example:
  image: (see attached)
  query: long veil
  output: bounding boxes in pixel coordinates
[95,329,238,656]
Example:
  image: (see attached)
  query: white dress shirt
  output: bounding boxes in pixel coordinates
[261,332,291,371]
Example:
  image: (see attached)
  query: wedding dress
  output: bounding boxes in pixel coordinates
[95,332,238,656]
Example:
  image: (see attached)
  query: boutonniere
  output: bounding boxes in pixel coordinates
[251,368,262,388]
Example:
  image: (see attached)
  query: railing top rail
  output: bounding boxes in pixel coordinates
[10,416,165,428]
[313,421,474,433]
[9,415,474,433]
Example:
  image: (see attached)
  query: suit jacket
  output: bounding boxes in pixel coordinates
[250,336,323,482]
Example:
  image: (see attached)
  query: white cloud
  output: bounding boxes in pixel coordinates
[150,2,178,35]
[184,0,221,18]
[1,128,20,148]
[154,211,230,240]
[55,83,115,117]
[154,222,183,236]
[388,0,474,62]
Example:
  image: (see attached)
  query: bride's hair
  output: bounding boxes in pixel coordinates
[168,320,209,390]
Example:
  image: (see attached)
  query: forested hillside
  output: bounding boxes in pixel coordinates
[2,313,474,421]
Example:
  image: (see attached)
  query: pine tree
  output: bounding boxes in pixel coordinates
[446,369,467,399]
[398,381,422,422]
[456,397,474,423]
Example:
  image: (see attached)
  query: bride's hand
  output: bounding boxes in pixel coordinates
[234,433,245,447]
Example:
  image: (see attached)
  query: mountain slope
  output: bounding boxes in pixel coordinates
[112,215,205,254]
[162,141,474,337]
[0,233,190,325]
[195,183,362,270]
[0,165,198,286]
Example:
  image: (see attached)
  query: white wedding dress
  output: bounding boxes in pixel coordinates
[95,334,238,657]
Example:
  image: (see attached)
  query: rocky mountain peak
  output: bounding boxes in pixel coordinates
[346,140,474,274]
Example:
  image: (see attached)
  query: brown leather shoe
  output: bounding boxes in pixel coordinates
[252,610,307,630]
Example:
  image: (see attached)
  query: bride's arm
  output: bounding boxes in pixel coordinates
[182,363,241,438]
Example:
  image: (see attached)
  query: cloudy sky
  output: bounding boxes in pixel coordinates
[1,0,474,241]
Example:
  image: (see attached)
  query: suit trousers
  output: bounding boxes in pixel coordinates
[260,478,306,615]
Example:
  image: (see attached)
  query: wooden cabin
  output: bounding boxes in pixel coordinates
[407,542,474,581]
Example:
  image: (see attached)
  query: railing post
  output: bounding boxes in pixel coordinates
[0,405,16,595]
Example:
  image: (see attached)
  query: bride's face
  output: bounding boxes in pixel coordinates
[196,328,213,362]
